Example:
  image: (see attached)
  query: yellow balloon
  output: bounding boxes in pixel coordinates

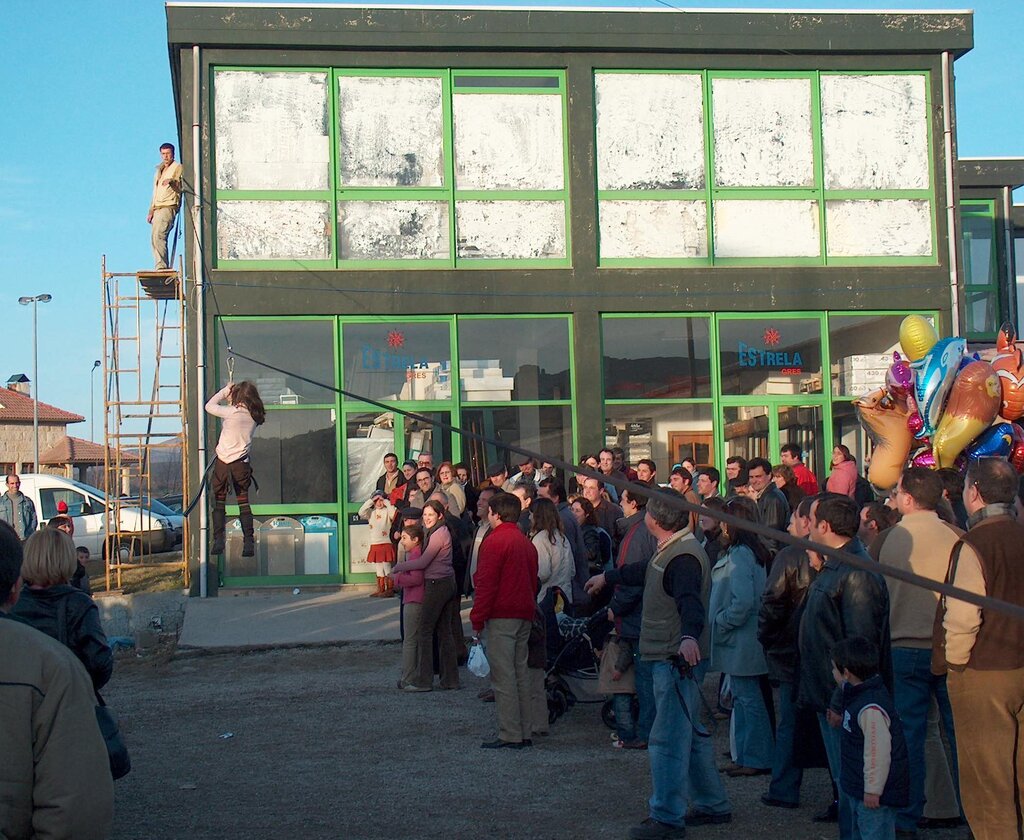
[899,315,939,362]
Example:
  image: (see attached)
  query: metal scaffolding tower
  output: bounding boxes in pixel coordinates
[101,256,189,590]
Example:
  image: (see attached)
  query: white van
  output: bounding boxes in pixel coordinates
[17,474,173,559]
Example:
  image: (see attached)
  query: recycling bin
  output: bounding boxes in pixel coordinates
[257,516,305,576]
[299,515,338,575]
[224,518,258,577]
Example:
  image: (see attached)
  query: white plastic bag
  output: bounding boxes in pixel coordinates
[467,642,490,678]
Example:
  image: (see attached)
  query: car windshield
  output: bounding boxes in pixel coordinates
[143,498,175,516]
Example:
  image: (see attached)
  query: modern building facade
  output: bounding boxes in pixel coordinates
[167,4,1015,589]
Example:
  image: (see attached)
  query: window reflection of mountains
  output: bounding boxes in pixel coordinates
[604,356,711,399]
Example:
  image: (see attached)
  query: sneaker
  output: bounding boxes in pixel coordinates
[627,817,686,839]
[685,811,732,826]
[612,738,626,749]
[726,765,770,777]
[402,684,432,693]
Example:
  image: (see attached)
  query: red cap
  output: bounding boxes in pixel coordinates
[56,500,69,514]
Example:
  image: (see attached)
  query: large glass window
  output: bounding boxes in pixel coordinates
[718,317,823,396]
[828,314,934,398]
[218,319,336,405]
[961,201,1000,339]
[461,406,573,480]
[249,410,338,505]
[604,404,713,476]
[345,413,396,504]
[341,321,451,402]
[595,70,935,267]
[602,316,712,399]
[457,318,570,401]
[723,405,770,462]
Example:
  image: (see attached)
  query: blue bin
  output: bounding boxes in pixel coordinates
[299,515,338,575]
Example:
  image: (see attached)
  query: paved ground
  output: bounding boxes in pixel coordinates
[104,644,968,840]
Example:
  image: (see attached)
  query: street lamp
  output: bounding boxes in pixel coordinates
[18,294,53,473]
[90,360,101,442]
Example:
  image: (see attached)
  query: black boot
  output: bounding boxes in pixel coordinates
[239,505,255,557]
[211,506,226,555]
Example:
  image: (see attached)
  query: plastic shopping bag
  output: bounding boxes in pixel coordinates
[467,641,490,678]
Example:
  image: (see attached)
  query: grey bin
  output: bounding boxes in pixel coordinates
[224,518,257,577]
[299,515,337,575]
[257,516,305,576]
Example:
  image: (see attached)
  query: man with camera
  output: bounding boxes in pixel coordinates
[587,488,730,839]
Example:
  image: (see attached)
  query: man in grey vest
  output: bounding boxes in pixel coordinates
[587,488,731,839]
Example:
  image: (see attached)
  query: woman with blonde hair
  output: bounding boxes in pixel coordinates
[205,379,266,558]
[10,528,112,690]
[437,461,466,517]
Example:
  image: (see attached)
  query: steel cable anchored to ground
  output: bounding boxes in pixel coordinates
[217,343,1024,625]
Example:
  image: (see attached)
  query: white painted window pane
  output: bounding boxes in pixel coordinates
[217,201,331,261]
[712,77,814,188]
[599,200,708,259]
[338,76,444,187]
[821,74,929,190]
[453,94,564,190]
[595,73,705,190]
[339,201,450,260]
[214,71,330,191]
[456,201,566,260]
[826,200,933,257]
[714,201,820,258]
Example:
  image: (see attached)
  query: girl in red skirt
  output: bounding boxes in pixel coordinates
[358,490,397,597]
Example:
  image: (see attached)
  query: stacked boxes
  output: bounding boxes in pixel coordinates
[399,361,452,401]
[835,353,893,396]
[459,359,514,402]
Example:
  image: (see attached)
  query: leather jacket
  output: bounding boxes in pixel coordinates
[758,544,815,683]
[754,485,790,555]
[796,538,891,711]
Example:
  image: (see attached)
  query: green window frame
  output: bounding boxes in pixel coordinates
[600,310,939,473]
[211,67,570,270]
[595,69,937,269]
[960,199,1001,341]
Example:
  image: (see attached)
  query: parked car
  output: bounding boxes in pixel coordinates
[158,493,183,515]
[16,474,174,559]
[124,495,183,547]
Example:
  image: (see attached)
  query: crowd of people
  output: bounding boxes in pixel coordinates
[364,444,1024,840]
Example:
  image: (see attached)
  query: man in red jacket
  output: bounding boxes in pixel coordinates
[780,444,819,496]
[471,492,539,749]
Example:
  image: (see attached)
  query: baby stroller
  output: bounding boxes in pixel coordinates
[540,588,612,724]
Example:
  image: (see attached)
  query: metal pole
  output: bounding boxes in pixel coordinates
[91,360,100,442]
[192,44,209,597]
[32,300,38,473]
[942,51,962,337]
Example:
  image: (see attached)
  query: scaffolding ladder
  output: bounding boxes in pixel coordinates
[101,256,189,591]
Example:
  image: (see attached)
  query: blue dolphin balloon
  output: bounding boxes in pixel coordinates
[910,337,967,440]
[964,421,1014,461]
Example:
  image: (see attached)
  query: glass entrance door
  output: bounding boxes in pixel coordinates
[719,401,827,487]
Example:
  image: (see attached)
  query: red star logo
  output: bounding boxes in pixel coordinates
[763,327,781,347]
[386,330,405,349]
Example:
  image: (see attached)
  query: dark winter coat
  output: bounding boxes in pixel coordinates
[758,544,816,684]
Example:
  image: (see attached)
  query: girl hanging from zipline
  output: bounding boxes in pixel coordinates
[205,379,265,557]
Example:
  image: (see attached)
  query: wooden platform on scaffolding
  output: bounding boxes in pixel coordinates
[136,269,181,300]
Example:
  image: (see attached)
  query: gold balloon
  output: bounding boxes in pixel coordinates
[933,362,1001,469]
[899,315,939,363]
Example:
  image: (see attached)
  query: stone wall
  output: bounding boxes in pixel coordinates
[0,421,78,472]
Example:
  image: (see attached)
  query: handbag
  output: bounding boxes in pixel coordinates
[58,598,131,779]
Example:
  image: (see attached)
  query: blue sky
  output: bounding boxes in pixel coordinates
[1,0,1021,442]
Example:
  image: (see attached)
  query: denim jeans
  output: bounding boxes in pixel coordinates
[730,674,774,769]
[891,646,959,831]
[649,660,731,827]
[840,791,896,840]
[767,681,803,804]
[613,692,637,742]
[819,713,854,840]
[634,654,656,743]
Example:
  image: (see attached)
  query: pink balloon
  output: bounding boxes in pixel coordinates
[912,450,936,469]
[907,414,924,435]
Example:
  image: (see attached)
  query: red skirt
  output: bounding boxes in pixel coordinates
[367,543,395,567]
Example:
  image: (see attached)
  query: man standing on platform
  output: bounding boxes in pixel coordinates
[147,142,183,270]
[0,474,37,541]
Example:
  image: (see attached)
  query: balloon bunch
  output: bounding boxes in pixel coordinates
[855,316,1024,490]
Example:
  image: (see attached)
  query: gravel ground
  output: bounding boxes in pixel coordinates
[105,645,966,840]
